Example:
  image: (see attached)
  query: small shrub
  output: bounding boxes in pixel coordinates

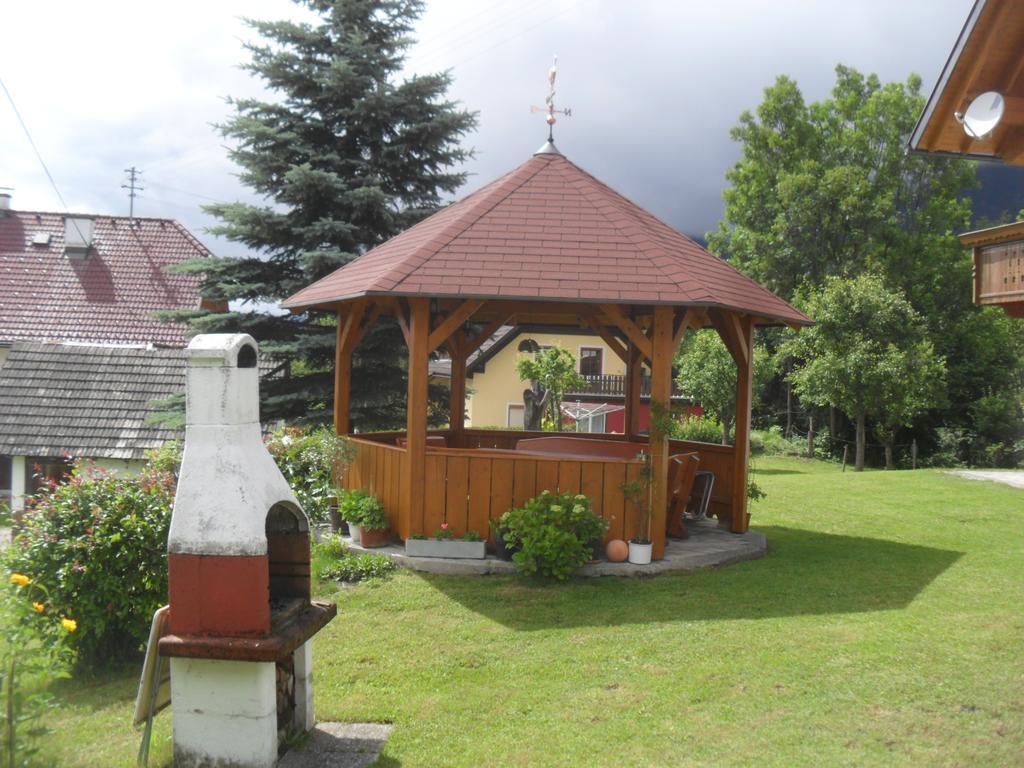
[460,530,482,542]
[671,415,724,444]
[4,457,175,668]
[320,553,396,583]
[500,491,608,580]
[313,534,349,560]
[434,523,454,540]
[266,427,356,524]
[339,489,386,530]
[751,426,807,457]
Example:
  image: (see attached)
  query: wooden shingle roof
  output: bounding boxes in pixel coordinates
[283,150,809,325]
[0,343,184,460]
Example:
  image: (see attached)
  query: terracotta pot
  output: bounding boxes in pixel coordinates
[605,539,628,562]
[359,527,390,548]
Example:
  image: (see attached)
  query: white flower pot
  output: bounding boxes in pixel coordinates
[628,540,652,565]
[348,524,362,544]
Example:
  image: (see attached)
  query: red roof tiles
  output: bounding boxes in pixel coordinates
[0,211,207,346]
[282,151,809,325]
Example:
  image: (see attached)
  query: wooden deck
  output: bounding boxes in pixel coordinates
[342,429,738,552]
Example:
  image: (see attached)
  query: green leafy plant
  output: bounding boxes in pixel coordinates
[266,427,356,524]
[320,553,396,584]
[620,452,653,544]
[312,534,350,561]
[516,346,586,431]
[460,531,482,542]
[500,491,607,580]
[408,533,428,541]
[671,415,725,444]
[4,456,174,668]
[1,571,74,767]
[434,523,454,541]
[338,489,387,530]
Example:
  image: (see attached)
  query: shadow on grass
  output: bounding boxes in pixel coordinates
[750,467,806,476]
[418,526,963,630]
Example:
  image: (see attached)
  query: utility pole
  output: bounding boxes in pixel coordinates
[122,166,144,222]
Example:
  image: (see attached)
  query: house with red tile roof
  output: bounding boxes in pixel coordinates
[0,198,211,512]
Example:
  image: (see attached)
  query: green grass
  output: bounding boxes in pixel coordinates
[36,459,1024,766]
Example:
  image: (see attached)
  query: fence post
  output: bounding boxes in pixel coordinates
[807,416,815,458]
[911,439,918,470]
[842,445,848,472]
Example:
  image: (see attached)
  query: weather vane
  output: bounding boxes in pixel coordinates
[531,55,571,142]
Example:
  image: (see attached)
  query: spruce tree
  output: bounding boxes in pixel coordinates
[170,0,476,428]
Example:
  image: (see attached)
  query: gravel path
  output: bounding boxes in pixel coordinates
[952,470,1024,489]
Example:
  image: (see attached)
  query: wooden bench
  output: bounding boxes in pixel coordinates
[514,436,647,460]
[396,435,448,448]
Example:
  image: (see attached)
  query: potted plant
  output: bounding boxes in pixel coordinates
[358,498,390,548]
[621,452,653,565]
[490,514,520,561]
[405,523,486,559]
[339,488,388,546]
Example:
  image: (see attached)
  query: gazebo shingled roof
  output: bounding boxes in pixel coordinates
[282,148,809,326]
[285,143,808,560]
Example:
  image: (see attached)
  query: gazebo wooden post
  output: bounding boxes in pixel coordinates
[730,315,754,534]
[447,335,467,440]
[333,316,352,435]
[624,341,643,440]
[403,297,430,539]
[648,306,674,559]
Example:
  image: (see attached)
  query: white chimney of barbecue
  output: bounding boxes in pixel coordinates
[168,333,305,558]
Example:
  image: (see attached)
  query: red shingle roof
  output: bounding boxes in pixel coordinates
[0,211,207,346]
[283,150,809,325]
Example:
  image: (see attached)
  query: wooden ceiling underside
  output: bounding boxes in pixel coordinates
[913,0,1024,164]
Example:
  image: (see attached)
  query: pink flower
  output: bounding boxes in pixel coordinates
[441,522,449,530]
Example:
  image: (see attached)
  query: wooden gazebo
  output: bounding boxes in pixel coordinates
[283,142,809,559]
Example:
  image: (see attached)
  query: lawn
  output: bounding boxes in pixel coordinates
[37,458,1024,766]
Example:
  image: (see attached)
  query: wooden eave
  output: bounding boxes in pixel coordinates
[911,0,1024,165]
[958,219,1024,247]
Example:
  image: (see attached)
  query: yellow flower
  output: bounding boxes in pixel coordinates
[61,618,77,633]
[9,573,29,587]
[32,602,45,613]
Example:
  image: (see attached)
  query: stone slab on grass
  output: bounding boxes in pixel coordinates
[278,722,392,768]
[952,470,1024,489]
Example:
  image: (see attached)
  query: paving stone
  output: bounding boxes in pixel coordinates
[344,519,766,578]
[278,722,392,768]
[952,470,1024,489]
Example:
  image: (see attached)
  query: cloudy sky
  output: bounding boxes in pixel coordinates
[0,0,972,254]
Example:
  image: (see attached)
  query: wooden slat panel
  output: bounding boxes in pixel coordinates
[536,460,559,494]
[580,463,606,539]
[445,456,470,536]
[622,462,642,543]
[558,461,582,494]
[512,460,537,507]
[602,462,626,542]
[423,454,446,538]
[468,458,492,539]
[489,459,515,537]
[398,451,410,532]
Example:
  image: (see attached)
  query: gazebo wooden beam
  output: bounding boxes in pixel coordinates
[672,307,704,351]
[623,342,643,440]
[709,308,749,368]
[649,305,674,559]
[428,299,485,353]
[601,304,653,361]
[445,332,467,433]
[333,299,369,435]
[387,298,412,346]
[579,311,628,364]
[403,297,430,539]
[730,315,755,534]
[462,311,514,358]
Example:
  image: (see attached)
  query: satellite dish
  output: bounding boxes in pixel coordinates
[958,91,1005,140]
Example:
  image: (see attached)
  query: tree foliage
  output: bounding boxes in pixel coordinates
[711,64,1024,464]
[516,346,585,431]
[169,0,476,428]
[674,330,774,444]
[783,275,946,470]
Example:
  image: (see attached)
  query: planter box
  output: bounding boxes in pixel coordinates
[405,539,486,559]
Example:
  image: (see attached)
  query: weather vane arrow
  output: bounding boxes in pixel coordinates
[531,55,572,143]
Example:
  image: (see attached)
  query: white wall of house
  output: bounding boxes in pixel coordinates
[5,455,145,513]
[10,455,25,513]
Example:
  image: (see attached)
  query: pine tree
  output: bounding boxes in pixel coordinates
[169,0,476,428]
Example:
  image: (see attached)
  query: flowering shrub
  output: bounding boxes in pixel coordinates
[499,491,608,580]
[338,489,386,530]
[2,570,76,763]
[4,455,174,668]
[265,427,355,525]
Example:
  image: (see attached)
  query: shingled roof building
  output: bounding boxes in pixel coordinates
[0,199,210,512]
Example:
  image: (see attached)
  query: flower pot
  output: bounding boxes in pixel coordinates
[627,540,653,565]
[588,538,605,563]
[348,524,362,544]
[405,538,486,559]
[359,527,390,548]
[493,532,518,561]
[329,506,343,533]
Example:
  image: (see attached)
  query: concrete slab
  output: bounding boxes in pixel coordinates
[952,470,1024,489]
[345,519,766,577]
[278,722,392,768]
